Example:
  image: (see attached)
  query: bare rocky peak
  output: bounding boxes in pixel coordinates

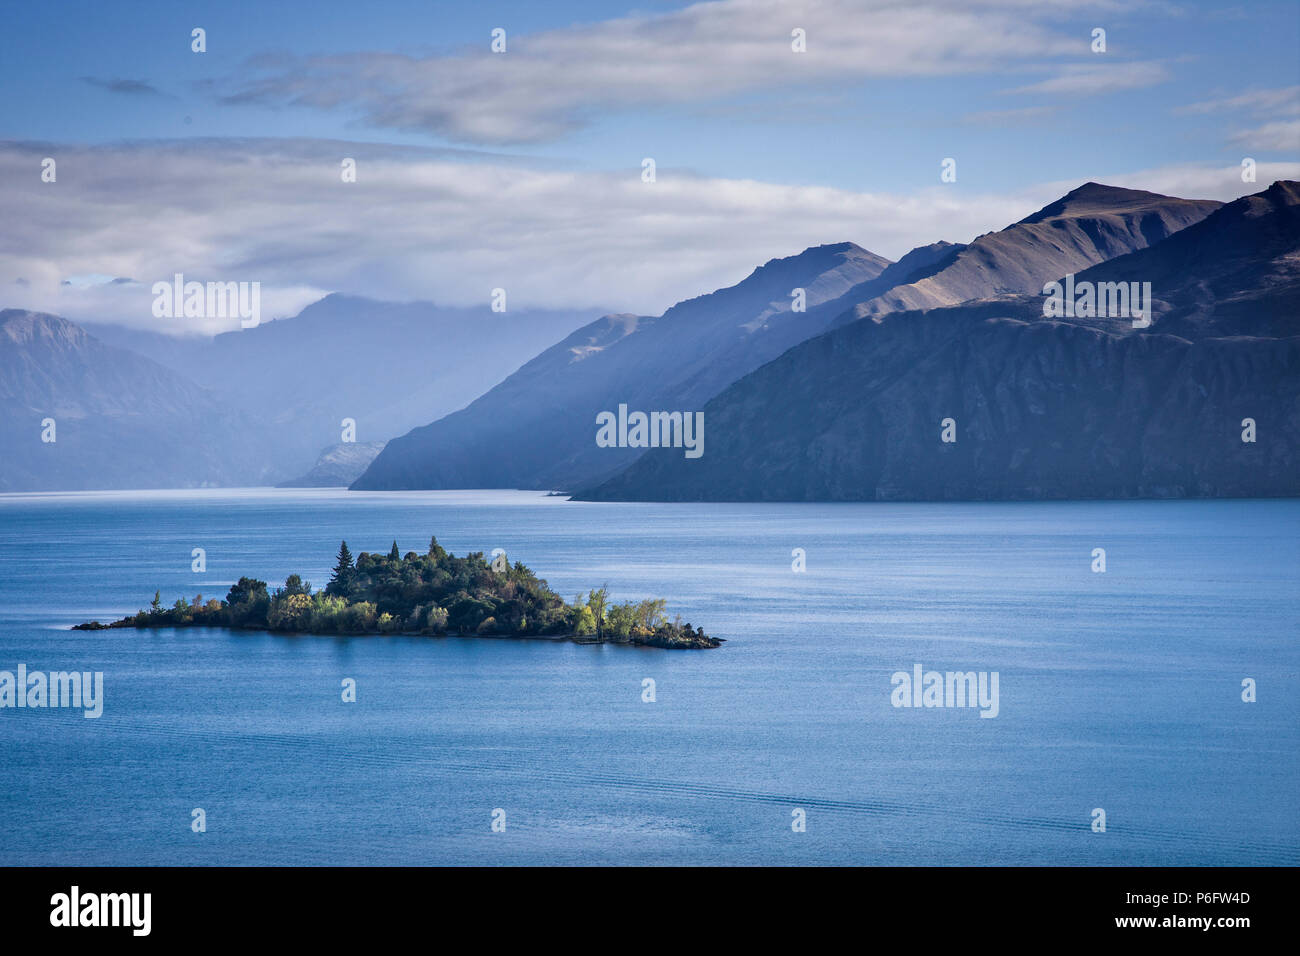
[850,184,1222,319]
[0,309,89,349]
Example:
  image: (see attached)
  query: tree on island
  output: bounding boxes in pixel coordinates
[326,541,355,597]
[281,574,310,597]
[223,577,270,626]
[226,577,268,606]
[588,585,609,642]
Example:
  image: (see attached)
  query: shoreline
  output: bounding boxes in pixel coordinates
[71,620,723,649]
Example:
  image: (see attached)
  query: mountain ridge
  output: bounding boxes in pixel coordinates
[352,239,899,490]
[354,181,1227,493]
[841,182,1221,321]
[577,182,1299,503]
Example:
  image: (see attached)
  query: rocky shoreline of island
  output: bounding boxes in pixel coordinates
[73,536,722,650]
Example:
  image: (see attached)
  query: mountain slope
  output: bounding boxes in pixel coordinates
[1068,179,1300,339]
[579,182,1300,502]
[277,441,385,487]
[85,295,599,477]
[353,242,896,490]
[844,183,1221,320]
[0,311,279,491]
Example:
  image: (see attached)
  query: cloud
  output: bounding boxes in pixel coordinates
[1175,85,1300,152]
[80,76,162,96]
[1229,120,1300,151]
[214,0,1098,144]
[1007,61,1169,96]
[1175,85,1300,116]
[1036,160,1300,200]
[0,137,1063,330]
[4,140,1292,334]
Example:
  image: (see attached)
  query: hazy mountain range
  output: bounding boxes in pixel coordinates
[84,296,600,481]
[0,310,280,491]
[0,298,597,491]
[3,180,1295,499]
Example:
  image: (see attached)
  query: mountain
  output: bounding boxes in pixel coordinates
[354,184,1222,493]
[85,294,600,477]
[352,241,931,490]
[0,311,279,491]
[1067,179,1300,339]
[842,183,1221,320]
[578,182,1300,502]
[277,441,385,487]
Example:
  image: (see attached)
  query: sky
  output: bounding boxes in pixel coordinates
[1,0,1297,331]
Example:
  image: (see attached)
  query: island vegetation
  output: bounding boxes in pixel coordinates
[75,537,722,649]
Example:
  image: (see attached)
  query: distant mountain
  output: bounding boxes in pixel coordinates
[277,441,385,487]
[354,241,917,490]
[0,311,278,491]
[843,183,1221,320]
[86,294,600,476]
[578,182,1300,502]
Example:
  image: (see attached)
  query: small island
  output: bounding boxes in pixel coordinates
[75,536,722,649]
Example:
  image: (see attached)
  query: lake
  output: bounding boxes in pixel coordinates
[0,489,1295,865]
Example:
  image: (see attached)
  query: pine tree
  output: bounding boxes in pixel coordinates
[389,540,401,561]
[327,541,355,597]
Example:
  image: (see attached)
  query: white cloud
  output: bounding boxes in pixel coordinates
[1229,120,1300,152]
[1174,85,1300,152]
[1007,61,1169,96]
[0,138,1051,330]
[1037,160,1300,200]
[217,0,1102,144]
[1175,85,1300,116]
[3,140,1293,333]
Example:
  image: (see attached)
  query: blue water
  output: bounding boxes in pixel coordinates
[0,489,1295,865]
